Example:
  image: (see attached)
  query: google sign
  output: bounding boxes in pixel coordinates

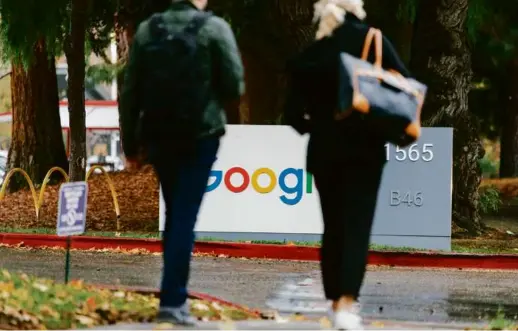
[206,143,435,206]
[159,125,453,250]
[206,167,314,205]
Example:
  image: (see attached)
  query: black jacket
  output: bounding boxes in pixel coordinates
[119,1,244,158]
[284,15,410,172]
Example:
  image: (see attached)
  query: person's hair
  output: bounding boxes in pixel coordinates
[313,0,367,40]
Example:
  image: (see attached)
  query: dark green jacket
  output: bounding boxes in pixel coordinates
[120,1,245,158]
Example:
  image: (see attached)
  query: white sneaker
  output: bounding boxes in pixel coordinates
[331,304,364,330]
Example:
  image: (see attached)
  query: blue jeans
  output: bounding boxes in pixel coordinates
[148,138,220,308]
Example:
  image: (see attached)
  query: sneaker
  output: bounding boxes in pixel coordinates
[330,303,363,330]
[156,303,197,326]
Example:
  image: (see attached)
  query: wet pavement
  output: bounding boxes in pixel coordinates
[1,247,518,325]
[90,320,481,330]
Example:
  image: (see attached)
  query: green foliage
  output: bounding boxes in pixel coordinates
[468,0,518,62]
[467,0,518,138]
[466,0,491,43]
[488,308,515,330]
[0,0,116,68]
[0,0,69,66]
[479,186,502,214]
[396,0,418,23]
[479,156,499,178]
[0,269,254,329]
[87,0,117,58]
[86,62,123,86]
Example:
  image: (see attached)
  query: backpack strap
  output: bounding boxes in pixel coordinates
[149,13,167,39]
[149,11,212,39]
[183,11,213,36]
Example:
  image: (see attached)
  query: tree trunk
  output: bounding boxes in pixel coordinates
[499,57,518,178]
[64,0,89,181]
[114,9,136,103]
[410,0,485,236]
[236,0,315,124]
[7,41,68,191]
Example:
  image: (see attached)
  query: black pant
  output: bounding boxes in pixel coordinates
[313,160,385,301]
[147,138,220,308]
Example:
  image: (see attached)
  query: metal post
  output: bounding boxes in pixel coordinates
[64,236,72,284]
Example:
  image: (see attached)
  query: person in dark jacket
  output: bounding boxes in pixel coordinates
[284,0,410,329]
[119,0,244,325]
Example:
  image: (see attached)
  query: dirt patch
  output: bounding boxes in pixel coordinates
[0,166,159,232]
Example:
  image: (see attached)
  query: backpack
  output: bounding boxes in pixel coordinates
[138,11,213,149]
[336,28,427,147]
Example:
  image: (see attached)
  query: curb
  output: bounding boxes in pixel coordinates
[90,284,262,318]
[2,233,518,270]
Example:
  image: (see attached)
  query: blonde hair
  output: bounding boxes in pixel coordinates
[313,0,367,40]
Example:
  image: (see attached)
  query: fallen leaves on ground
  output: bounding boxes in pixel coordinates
[2,168,518,246]
[0,243,162,256]
[0,166,159,232]
[0,269,256,330]
[481,178,518,201]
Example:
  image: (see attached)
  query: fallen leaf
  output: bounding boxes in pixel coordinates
[192,301,210,311]
[1,270,11,280]
[319,316,332,328]
[371,321,385,327]
[113,291,125,298]
[86,296,97,310]
[33,282,49,292]
[211,302,223,311]
[292,314,308,321]
[154,322,175,330]
[76,315,96,327]
[218,321,236,330]
[39,305,60,319]
[0,268,257,329]
[69,280,84,289]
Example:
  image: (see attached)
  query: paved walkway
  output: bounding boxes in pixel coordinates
[2,247,518,325]
[91,319,485,330]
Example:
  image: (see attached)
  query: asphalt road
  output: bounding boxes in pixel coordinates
[1,247,518,325]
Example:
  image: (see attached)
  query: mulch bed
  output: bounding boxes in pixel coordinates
[1,171,517,236]
[0,166,159,232]
[481,178,518,200]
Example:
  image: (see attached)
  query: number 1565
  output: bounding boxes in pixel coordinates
[385,143,434,162]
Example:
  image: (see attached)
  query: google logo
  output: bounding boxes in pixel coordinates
[206,166,314,205]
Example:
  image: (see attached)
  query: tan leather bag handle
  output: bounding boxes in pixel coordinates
[361,28,382,69]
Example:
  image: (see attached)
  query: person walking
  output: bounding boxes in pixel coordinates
[119,0,244,325]
[284,0,411,329]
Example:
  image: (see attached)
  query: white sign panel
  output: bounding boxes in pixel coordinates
[160,125,452,250]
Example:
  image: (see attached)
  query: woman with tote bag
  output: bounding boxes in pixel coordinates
[284,0,413,329]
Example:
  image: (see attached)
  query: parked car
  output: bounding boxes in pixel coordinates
[0,150,7,187]
[86,155,124,173]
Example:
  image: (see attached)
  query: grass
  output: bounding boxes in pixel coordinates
[488,308,518,330]
[0,227,159,239]
[1,227,518,255]
[0,269,255,330]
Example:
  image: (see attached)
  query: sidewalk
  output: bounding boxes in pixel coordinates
[91,319,487,330]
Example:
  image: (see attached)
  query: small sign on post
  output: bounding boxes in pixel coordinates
[57,181,88,284]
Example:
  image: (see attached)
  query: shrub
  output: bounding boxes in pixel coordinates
[479,186,502,214]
